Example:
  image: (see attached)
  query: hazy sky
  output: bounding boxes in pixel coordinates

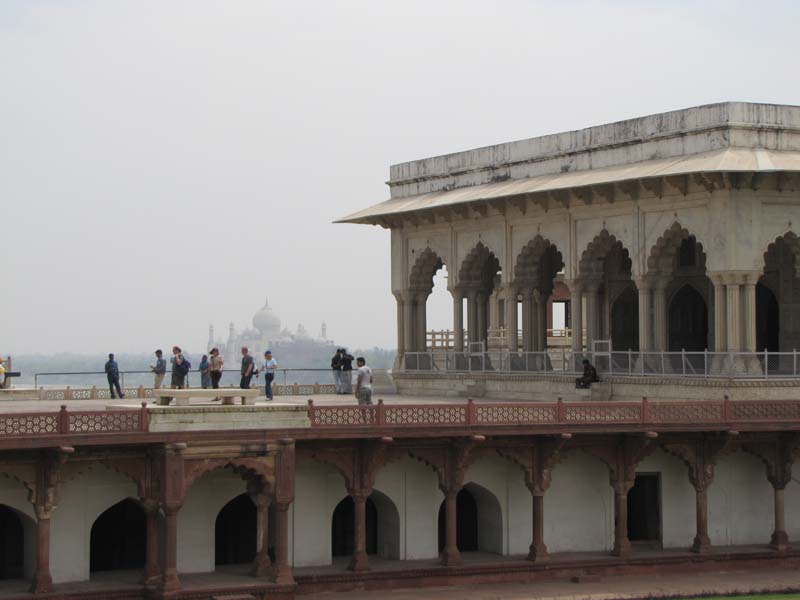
[3,1,800,355]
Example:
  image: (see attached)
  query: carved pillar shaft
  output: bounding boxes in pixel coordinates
[522,291,533,352]
[476,292,487,343]
[349,491,370,571]
[742,282,757,352]
[692,486,711,553]
[712,276,727,351]
[416,292,428,352]
[652,283,668,351]
[161,508,181,592]
[251,497,272,577]
[441,491,462,566]
[570,286,583,353]
[466,291,478,344]
[770,486,790,551]
[143,504,160,585]
[403,294,414,357]
[272,502,294,584]
[586,287,600,350]
[395,294,405,357]
[726,282,741,351]
[637,284,652,352]
[506,290,518,352]
[453,291,464,352]
[612,486,632,557]
[528,493,548,561]
[30,516,52,594]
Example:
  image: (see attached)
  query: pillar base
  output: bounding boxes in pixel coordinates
[691,536,712,554]
[348,552,370,572]
[270,564,295,586]
[142,571,161,586]
[770,531,791,553]
[160,569,180,593]
[30,573,52,594]
[611,541,632,558]
[251,555,272,577]
[527,544,549,563]
[440,548,462,566]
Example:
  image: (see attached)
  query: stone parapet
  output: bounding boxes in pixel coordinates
[135,404,311,432]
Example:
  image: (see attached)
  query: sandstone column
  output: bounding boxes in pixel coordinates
[251,494,272,577]
[161,507,181,592]
[452,290,464,352]
[272,501,294,584]
[611,478,633,557]
[349,490,370,571]
[770,484,790,552]
[506,289,518,352]
[142,500,160,585]
[441,489,461,566]
[31,510,53,593]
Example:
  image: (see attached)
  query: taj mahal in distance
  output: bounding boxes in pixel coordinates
[1,102,800,600]
[206,297,335,365]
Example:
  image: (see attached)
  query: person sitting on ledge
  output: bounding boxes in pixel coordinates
[576,358,600,389]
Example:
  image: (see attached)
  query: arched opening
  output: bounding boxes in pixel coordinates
[668,285,708,351]
[513,236,565,359]
[90,498,146,573]
[610,286,639,351]
[408,248,447,368]
[370,490,400,560]
[437,483,502,554]
[0,506,25,580]
[756,282,780,352]
[331,496,378,557]
[458,243,502,348]
[648,226,712,351]
[577,230,637,354]
[761,233,800,352]
[215,493,257,566]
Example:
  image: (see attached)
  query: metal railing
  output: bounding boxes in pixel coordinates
[31,368,341,389]
[402,350,800,379]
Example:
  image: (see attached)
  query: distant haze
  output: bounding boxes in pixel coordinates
[2,1,800,354]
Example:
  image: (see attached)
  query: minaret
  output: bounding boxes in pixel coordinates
[208,324,215,350]
[321,321,327,339]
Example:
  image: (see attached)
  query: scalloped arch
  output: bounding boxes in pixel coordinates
[409,247,445,292]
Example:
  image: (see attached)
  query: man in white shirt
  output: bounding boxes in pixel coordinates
[354,357,373,405]
[262,350,278,401]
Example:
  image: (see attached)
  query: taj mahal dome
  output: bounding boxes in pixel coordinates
[207,297,334,364]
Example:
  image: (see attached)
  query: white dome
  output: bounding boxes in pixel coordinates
[253,297,281,335]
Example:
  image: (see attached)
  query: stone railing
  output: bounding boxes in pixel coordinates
[307,397,800,428]
[36,383,336,401]
[0,404,148,437]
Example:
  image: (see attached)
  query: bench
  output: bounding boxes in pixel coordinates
[153,388,260,407]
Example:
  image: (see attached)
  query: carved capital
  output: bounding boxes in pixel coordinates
[661,433,737,491]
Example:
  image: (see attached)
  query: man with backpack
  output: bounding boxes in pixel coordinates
[171,346,191,390]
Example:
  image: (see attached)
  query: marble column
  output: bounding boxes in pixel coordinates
[349,490,370,571]
[521,290,533,352]
[636,278,653,352]
[506,289,518,352]
[452,290,464,352]
[416,291,428,352]
[466,290,478,344]
[394,293,405,358]
[710,274,727,352]
[403,293,414,358]
[533,291,545,352]
[585,283,601,350]
[652,279,668,352]
[569,282,583,353]
[726,277,741,352]
[476,292,487,344]
[742,276,757,352]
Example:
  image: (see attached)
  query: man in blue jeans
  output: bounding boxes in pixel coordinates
[240,347,255,389]
[104,353,124,399]
[262,350,277,400]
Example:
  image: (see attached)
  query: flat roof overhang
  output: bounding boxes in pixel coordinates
[337,147,800,226]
